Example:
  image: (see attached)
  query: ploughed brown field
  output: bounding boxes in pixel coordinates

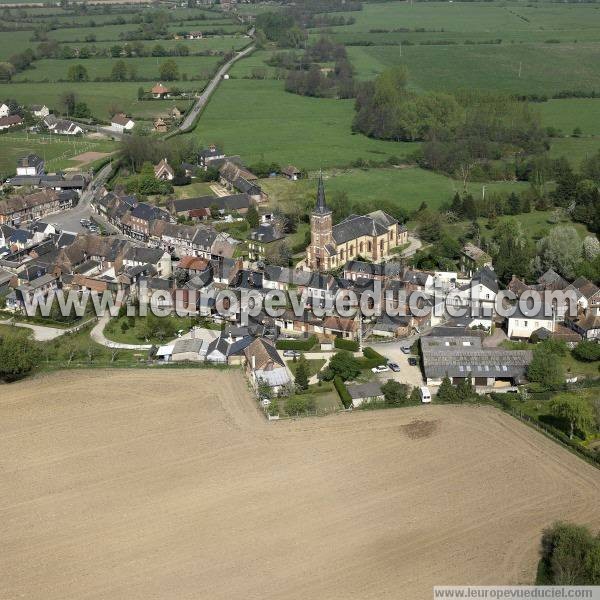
[2,371,599,600]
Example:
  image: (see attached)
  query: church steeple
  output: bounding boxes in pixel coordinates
[314,172,330,215]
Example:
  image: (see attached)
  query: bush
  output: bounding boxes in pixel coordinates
[276,335,317,351]
[329,351,362,381]
[0,333,40,381]
[357,346,387,370]
[334,337,359,352]
[381,380,408,406]
[285,394,315,415]
[572,340,600,362]
[334,375,352,408]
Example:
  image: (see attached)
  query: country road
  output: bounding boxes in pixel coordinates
[174,43,255,134]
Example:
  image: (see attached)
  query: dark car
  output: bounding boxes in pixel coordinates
[388,362,401,372]
[408,357,418,366]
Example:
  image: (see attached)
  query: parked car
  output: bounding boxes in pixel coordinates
[408,357,418,366]
[401,345,411,354]
[283,350,301,358]
[388,362,401,372]
[371,364,390,374]
[420,386,432,403]
[260,398,271,407]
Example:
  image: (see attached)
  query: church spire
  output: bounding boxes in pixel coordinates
[314,171,330,214]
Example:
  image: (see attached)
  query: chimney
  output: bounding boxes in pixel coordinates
[251,355,256,370]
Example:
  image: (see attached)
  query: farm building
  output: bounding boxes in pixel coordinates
[0,115,23,130]
[282,165,301,181]
[16,154,45,177]
[421,336,532,391]
[111,113,135,132]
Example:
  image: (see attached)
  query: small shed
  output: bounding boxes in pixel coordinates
[171,338,204,362]
[346,382,384,408]
[156,344,174,362]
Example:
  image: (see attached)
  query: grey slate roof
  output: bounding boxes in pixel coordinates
[332,214,389,245]
[173,193,249,213]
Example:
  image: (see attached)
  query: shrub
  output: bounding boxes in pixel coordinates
[357,346,387,370]
[285,394,315,415]
[276,335,317,351]
[334,375,352,409]
[381,380,408,406]
[572,340,600,362]
[329,351,362,381]
[334,337,359,352]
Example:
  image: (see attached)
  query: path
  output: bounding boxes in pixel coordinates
[0,317,96,341]
[174,44,255,134]
[90,315,152,350]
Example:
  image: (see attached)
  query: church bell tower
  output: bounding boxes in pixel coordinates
[308,173,333,271]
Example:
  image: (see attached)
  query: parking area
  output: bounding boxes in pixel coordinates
[369,342,424,388]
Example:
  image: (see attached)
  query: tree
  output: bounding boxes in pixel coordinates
[507,192,521,215]
[536,226,583,280]
[550,394,594,440]
[110,44,122,57]
[72,102,91,119]
[246,205,259,229]
[527,346,564,389]
[490,218,534,283]
[381,380,408,406]
[67,64,88,82]
[328,351,361,381]
[583,236,600,262]
[436,376,458,402]
[294,354,309,391]
[0,333,40,381]
[111,59,128,81]
[60,91,77,115]
[456,376,475,401]
[540,522,600,585]
[572,340,600,362]
[159,59,178,81]
[409,386,421,404]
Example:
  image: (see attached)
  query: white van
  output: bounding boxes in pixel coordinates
[420,386,432,403]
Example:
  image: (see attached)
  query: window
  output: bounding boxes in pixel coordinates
[359,241,364,253]
[524,321,528,327]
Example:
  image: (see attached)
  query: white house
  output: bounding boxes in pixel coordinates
[31,104,50,118]
[16,154,45,176]
[244,337,291,394]
[110,113,135,132]
[507,305,555,340]
[0,103,9,118]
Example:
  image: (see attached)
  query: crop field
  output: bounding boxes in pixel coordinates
[2,370,600,599]
[262,168,528,214]
[186,79,415,169]
[0,131,117,175]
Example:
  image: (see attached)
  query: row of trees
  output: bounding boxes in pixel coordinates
[39,40,196,61]
[0,333,40,382]
[67,58,182,83]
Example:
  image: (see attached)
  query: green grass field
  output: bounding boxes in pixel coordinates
[14,55,223,83]
[261,168,528,214]
[185,79,415,169]
[0,131,117,176]
[0,81,199,120]
[347,42,600,96]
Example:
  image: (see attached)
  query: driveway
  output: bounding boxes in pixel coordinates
[90,315,152,350]
[369,342,424,388]
[0,318,96,341]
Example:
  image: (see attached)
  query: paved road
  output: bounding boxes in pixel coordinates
[47,163,114,234]
[175,44,255,134]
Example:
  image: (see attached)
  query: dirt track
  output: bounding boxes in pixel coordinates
[2,370,599,600]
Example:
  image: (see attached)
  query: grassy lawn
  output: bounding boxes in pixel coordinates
[0,131,117,176]
[185,79,415,170]
[172,181,218,199]
[262,168,528,215]
[103,315,196,345]
[290,358,326,379]
[539,99,600,137]
[548,136,600,168]
[445,210,593,244]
